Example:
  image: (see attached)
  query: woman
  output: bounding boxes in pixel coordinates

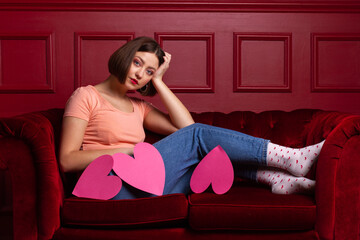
[60,36,324,199]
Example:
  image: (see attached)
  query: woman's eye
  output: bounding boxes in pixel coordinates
[146,70,154,75]
[134,60,141,66]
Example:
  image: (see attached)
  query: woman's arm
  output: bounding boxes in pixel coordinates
[144,52,194,134]
[59,116,133,172]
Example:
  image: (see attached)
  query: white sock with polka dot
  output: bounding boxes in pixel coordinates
[266,140,325,177]
[257,168,316,195]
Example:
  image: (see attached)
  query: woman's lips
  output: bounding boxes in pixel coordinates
[130,78,138,85]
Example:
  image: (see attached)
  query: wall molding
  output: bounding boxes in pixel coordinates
[0,33,54,93]
[155,32,215,93]
[1,1,360,13]
[74,32,134,89]
[233,33,292,93]
[311,33,360,93]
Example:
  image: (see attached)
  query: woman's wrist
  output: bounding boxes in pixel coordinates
[152,77,165,87]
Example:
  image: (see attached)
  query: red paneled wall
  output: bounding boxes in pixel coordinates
[0,0,360,117]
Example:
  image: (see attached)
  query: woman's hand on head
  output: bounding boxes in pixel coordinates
[152,52,171,83]
[144,51,195,132]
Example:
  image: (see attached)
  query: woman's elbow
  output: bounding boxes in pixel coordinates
[177,119,195,130]
[59,155,73,172]
[184,118,195,127]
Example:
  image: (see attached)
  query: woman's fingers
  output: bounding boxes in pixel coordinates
[153,52,172,80]
[163,52,171,66]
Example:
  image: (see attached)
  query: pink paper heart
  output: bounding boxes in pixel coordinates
[190,145,234,195]
[112,142,165,196]
[73,155,122,200]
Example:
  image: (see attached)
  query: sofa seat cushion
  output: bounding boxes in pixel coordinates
[62,194,188,228]
[188,181,316,231]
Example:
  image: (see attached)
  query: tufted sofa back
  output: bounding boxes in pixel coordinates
[191,110,319,147]
[145,109,348,148]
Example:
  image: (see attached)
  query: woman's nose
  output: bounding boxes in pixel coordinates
[136,68,144,79]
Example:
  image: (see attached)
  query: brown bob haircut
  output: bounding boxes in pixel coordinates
[108,36,165,96]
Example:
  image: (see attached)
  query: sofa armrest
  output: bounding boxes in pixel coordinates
[315,116,360,240]
[0,137,37,240]
[0,112,64,240]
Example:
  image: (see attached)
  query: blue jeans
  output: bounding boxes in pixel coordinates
[111,123,269,200]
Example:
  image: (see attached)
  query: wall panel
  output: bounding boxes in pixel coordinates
[0,33,54,93]
[234,33,291,92]
[75,33,134,88]
[155,33,214,93]
[311,33,360,92]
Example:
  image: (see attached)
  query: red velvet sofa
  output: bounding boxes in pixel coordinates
[0,108,359,240]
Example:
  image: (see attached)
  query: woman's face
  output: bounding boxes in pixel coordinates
[125,51,159,90]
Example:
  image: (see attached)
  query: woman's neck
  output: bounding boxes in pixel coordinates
[96,75,128,99]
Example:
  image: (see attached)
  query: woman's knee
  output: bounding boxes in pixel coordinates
[188,122,207,129]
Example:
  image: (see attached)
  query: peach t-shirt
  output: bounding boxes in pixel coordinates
[64,85,154,150]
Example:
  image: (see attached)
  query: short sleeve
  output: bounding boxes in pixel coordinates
[130,97,155,119]
[63,87,94,121]
[142,100,155,118]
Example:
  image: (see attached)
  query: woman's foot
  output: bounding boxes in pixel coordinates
[266,140,325,177]
[257,168,316,195]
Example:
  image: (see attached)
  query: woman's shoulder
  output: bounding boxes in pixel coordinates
[64,86,99,119]
[66,85,101,108]
[73,85,96,95]
[70,85,99,100]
